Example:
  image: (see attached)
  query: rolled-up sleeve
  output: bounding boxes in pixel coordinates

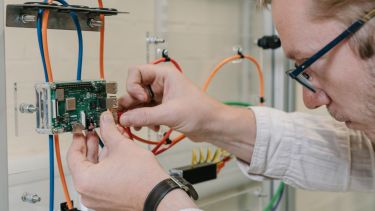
[238,107,375,191]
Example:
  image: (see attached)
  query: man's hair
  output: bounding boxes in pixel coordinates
[257,0,375,59]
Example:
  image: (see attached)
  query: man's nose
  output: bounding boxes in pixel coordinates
[303,87,331,109]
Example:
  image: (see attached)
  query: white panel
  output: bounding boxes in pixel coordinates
[0,0,10,210]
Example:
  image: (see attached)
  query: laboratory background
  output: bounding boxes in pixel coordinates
[0,0,375,211]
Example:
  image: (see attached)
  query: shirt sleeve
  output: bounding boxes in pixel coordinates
[237,106,375,192]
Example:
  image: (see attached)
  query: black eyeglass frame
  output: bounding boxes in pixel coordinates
[287,9,375,93]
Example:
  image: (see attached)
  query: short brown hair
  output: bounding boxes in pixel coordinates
[257,0,271,7]
[257,0,375,59]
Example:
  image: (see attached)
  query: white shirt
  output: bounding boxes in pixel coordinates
[238,107,375,191]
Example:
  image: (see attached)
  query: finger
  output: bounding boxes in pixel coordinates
[67,133,94,175]
[117,124,126,135]
[118,94,144,110]
[98,146,109,162]
[119,104,172,128]
[86,131,99,163]
[127,65,160,102]
[100,111,126,148]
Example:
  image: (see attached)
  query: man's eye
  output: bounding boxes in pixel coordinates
[302,72,311,80]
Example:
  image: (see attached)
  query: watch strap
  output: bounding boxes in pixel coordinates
[144,176,198,211]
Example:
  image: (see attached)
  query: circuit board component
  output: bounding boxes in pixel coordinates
[35,80,117,134]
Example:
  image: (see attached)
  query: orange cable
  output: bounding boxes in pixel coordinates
[98,0,105,80]
[42,8,53,82]
[202,54,265,105]
[54,135,73,209]
[154,53,265,154]
[42,2,73,209]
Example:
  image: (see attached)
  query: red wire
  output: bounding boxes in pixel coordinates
[151,129,173,154]
[154,134,185,155]
[169,58,183,72]
[152,58,166,65]
[152,57,183,72]
[216,156,232,174]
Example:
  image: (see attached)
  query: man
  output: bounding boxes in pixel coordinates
[67,0,375,210]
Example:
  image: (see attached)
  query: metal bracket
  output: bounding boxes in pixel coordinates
[6,2,129,31]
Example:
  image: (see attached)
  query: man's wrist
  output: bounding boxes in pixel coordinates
[144,175,198,211]
[205,105,256,163]
[137,171,170,211]
[157,189,198,211]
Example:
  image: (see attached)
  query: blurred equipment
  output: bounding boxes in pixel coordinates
[257,35,281,50]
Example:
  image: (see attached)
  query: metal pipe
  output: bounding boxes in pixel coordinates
[0,0,10,210]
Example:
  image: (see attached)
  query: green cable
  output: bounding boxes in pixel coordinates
[264,182,285,211]
[223,101,252,107]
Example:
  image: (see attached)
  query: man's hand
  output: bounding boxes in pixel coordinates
[119,64,229,142]
[119,64,256,162]
[67,111,175,210]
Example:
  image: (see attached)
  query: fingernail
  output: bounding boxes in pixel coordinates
[120,113,130,126]
[103,112,113,123]
[72,124,84,134]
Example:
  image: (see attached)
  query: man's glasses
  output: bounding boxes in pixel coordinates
[287,9,375,93]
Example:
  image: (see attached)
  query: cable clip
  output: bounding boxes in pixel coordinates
[161,49,171,62]
[236,48,244,59]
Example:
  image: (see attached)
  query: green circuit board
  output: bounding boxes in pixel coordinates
[49,80,117,133]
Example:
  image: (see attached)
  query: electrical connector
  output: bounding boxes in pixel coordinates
[60,201,80,211]
[170,163,217,185]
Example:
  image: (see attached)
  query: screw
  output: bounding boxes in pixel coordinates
[146,36,165,45]
[20,15,36,24]
[88,18,103,28]
[19,103,37,114]
[50,83,56,90]
[22,192,41,204]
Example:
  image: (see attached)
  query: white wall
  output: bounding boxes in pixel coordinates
[4,0,271,210]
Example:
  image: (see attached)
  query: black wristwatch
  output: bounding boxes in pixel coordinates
[144,176,199,211]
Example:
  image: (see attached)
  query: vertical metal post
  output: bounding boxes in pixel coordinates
[154,0,168,43]
[0,0,9,210]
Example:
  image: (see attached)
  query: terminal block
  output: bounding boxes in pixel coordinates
[170,163,217,185]
[35,80,117,134]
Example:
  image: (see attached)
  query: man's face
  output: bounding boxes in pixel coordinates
[272,0,375,138]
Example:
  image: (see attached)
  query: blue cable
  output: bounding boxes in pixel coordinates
[37,0,84,81]
[37,2,54,211]
[48,135,55,211]
[36,1,83,210]
[36,9,48,82]
[55,0,83,80]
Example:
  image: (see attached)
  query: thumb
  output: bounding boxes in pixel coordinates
[67,133,94,176]
[119,104,172,128]
[100,111,127,148]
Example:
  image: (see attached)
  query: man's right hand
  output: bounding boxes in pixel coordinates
[119,63,228,142]
[119,63,256,162]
